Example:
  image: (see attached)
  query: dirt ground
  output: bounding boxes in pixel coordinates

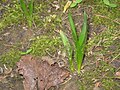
[0,0,120,90]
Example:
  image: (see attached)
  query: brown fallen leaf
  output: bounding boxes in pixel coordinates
[16,55,70,90]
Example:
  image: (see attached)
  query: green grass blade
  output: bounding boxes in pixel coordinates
[28,0,33,17]
[19,0,34,27]
[28,0,34,27]
[68,12,77,46]
[19,0,29,17]
[77,11,87,74]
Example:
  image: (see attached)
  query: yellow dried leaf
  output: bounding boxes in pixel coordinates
[63,1,72,13]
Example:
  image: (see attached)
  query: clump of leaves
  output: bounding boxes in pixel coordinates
[60,11,88,74]
[19,0,34,27]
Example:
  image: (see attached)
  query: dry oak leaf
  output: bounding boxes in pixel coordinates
[16,55,70,90]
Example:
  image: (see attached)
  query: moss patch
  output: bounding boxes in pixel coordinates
[0,49,21,67]
[92,1,120,26]
[0,1,23,31]
[80,60,118,90]
[30,35,61,56]
[0,35,62,67]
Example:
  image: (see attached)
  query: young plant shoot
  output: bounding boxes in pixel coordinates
[60,11,88,74]
[19,0,34,27]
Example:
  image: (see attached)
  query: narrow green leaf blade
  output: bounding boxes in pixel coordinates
[60,30,74,72]
[28,0,34,27]
[28,0,33,17]
[60,30,70,48]
[19,0,29,17]
[67,46,74,72]
[76,48,84,74]
[77,11,87,74]
[78,11,87,47]
[68,12,77,46]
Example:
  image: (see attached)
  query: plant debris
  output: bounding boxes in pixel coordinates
[93,82,104,90]
[16,55,70,90]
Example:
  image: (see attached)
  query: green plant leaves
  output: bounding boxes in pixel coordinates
[19,0,34,27]
[76,12,87,74]
[59,30,74,72]
[76,0,82,3]
[29,0,33,16]
[60,11,88,74]
[19,0,29,17]
[68,12,77,46]
[70,0,82,7]
[70,2,77,8]
[59,30,72,57]
[103,0,117,7]
[60,30,71,49]
[28,0,34,27]
[78,11,87,48]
